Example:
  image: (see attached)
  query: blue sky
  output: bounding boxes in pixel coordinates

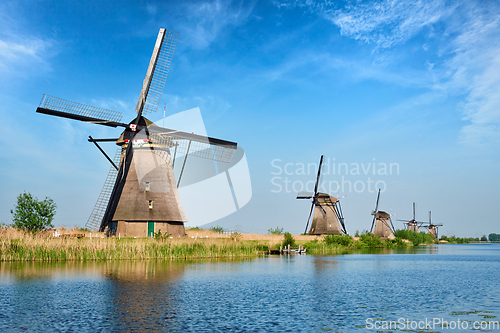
[1,0,499,237]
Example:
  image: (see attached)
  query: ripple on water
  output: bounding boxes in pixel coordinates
[0,244,499,332]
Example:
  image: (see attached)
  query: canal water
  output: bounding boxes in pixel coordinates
[0,244,499,332]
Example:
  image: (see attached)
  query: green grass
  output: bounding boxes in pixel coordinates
[302,233,410,255]
[0,237,271,261]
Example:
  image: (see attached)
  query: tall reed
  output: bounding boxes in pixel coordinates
[0,232,273,262]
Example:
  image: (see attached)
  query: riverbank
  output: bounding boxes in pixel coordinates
[0,230,400,262]
[0,227,472,261]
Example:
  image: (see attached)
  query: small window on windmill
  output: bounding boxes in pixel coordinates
[145,182,150,192]
[149,200,153,209]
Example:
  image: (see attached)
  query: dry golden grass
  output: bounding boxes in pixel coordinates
[184,229,321,241]
[0,227,278,261]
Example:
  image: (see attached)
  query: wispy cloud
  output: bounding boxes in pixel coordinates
[90,98,130,113]
[0,3,57,78]
[0,38,54,75]
[443,11,500,145]
[319,0,450,49]
[275,0,500,146]
[181,0,255,49]
[162,93,231,123]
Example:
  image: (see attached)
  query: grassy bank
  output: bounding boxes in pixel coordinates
[300,233,410,255]
[0,236,273,261]
[0,227,466,262]
[0,230,405,261]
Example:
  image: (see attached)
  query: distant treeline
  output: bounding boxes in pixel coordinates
[439,235,473,244]
[489,233,500,242]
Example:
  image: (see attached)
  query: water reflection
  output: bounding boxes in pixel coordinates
[0,260,187,332]
[104,261,185,331]
[0,245,499,332]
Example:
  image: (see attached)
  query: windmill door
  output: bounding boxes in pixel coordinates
[148,222,155,237]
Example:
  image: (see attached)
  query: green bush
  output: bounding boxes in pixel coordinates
[389,237,407,247]
[394,229,434,246]
[230,232,242,241]
[256,244,269,252]
[210,226,224,233]
[359,233,384,248]
[153,229,171,241]
[323,234,353,247]
[282,232,296,248]
[186,226,203,231]
[268,227,284,235]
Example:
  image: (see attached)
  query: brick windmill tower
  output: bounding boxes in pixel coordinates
[296,155,347,235]
[369,189,396,239]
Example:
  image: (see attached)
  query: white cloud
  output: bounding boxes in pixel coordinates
[182,0,254,49]
[276,0,500,146]
[321,0,449,49]
[0,4,56,77]
[453,17,500,145]
[0,38,54,75]
[162,94,231,122]
[90,98,131,113]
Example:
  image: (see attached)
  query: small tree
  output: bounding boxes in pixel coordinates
[282,232,296,248]
[210,225,224,233]
[268,226,284,235]
[11,192,56,232]
[481,235,488,242]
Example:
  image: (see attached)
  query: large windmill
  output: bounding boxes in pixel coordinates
[36,28,237,237]
[296,155,347,235]
[397,203,425,232]
[369,189,395,239]
[420,211,443,238]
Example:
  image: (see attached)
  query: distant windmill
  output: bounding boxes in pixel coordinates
[296,155,347,235]
[369,189,395,239]
[397,203,426,232]
[421,211,443,238]
[36,28,238,237]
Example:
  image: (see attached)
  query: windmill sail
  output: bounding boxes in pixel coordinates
[85,148,122,231]
[142,30,178,115]
[421,211,443,238]
[296,192,314,199]
[148,127,237,163]
[135,29,178,116]
[37,94,123,125]
[397,203,425,232]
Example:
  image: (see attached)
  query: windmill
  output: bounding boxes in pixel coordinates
[36,28,237,237]
[421,211,443,238]
[397,203,425,232]
[296,155,347,235]
[369,189,396,239]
